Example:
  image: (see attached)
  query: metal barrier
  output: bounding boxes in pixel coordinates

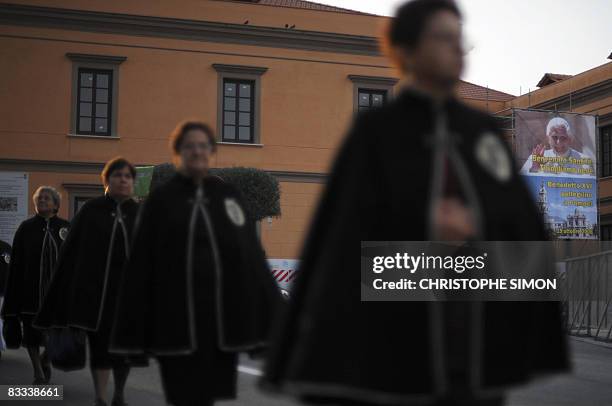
[565,249,612,341]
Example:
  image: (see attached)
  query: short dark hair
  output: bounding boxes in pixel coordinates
[101,157,136,186]
[388,0,461,50]
[169,121,217,154]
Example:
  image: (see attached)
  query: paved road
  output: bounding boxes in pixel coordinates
[1,338,611,405]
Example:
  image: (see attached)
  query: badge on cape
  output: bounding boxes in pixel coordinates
[475,132,512,182]
[59,227,69,241]
[224,198,245,227]
[2,253,9,264]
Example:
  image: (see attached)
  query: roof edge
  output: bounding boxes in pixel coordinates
[212,0,382,17]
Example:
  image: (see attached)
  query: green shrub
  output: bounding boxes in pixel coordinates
[150,164,281,221]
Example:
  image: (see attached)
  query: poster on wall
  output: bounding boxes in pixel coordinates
[514,109,598,239]
[134,166,154,199]
[0,172,29,245]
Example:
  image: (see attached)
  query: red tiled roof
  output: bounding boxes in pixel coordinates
[456,80,515,101]
[221,0,372,15]
[536,73,572,88]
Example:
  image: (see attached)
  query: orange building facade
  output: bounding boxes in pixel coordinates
[1,0,611,257]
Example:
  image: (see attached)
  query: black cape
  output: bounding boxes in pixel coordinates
[1,215,69,318]
[110,173,282,355]
[34,196,139,331]
[0,240,11,296]
[262,89,569,404]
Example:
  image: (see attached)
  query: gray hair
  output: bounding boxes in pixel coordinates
[33,186,61,213]
[546,117,572,138]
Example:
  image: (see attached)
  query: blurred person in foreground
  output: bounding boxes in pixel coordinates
[261,1,568,405]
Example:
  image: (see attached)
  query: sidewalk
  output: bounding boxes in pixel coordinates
[569,334,612,350]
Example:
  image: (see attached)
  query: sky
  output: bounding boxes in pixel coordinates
[321,0,612,96]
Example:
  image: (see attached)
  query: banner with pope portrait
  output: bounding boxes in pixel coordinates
[514,109,598,240]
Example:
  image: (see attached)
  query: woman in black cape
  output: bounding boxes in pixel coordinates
[110,121,282,406]
[35,157,142,406]
[1,186,69,383]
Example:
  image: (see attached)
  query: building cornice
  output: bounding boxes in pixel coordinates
[348,75,399,86]
[62,182,104,191]
[0,159,328,183]
[66,52,127,64]
[0,158,106,174]
[212,63,268,75]
[268,170,327,183]
[597,112,612,126]
[0,3,381,56]
[518,79,612,112]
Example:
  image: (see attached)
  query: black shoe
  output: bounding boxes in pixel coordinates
[42,363,51,383]
[41,357,51,383]
[32,377,45,385]
[111,396,127,406]
[94,399,108,406]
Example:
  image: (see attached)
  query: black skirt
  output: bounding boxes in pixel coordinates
[89,265,146,369]
[157,217,238,405]
[21,314,46,347]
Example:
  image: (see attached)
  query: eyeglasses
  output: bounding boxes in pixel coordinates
[423,30,463,47]
[181,142,213,152]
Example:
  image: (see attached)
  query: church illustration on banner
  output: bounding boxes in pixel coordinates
[535,182,597,239]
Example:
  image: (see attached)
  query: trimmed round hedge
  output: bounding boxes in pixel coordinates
[150,164,281,221]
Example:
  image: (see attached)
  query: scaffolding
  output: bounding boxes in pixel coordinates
[494,107,608,342]
[564,248,612,341]
[494,108,601,240]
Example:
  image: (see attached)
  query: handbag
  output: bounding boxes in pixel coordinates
[47,327,87,371]
[2,317,22,349]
